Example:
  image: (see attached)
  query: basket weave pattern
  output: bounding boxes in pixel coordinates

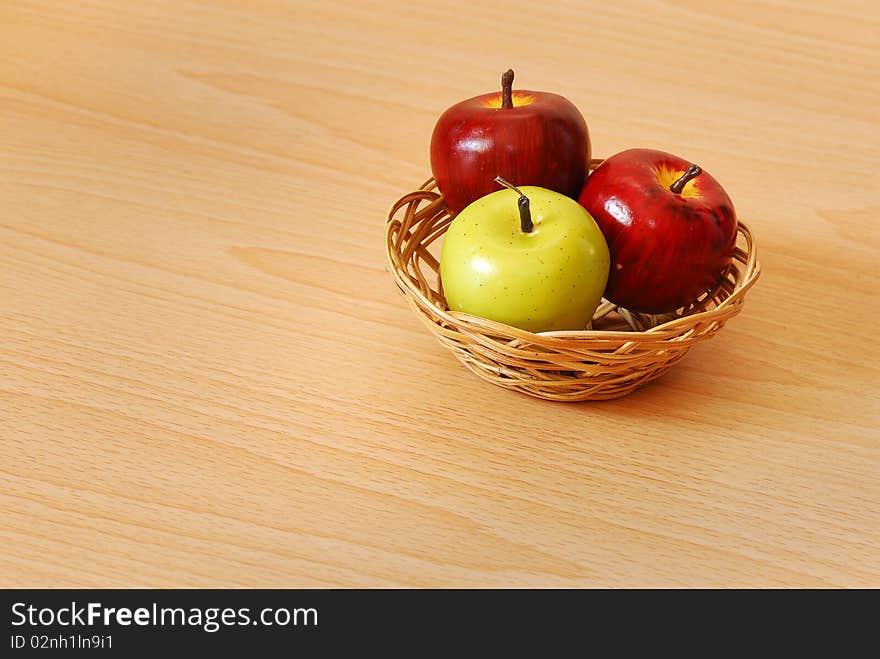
[386,160,761,401]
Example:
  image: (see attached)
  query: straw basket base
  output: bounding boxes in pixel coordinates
[386,168,760,402]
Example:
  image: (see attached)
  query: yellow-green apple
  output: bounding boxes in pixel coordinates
[430,69,589,216]
[440,178,610,332]
[577,148,737,314]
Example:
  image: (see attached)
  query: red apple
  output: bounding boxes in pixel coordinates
[430,69,589,215]
[577,148,737,314]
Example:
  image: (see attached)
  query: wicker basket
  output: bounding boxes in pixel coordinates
[385,159,761,401]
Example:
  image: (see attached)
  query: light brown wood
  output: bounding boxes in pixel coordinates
[1,0,878,588]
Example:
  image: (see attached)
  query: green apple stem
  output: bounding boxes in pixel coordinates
[494,175,533,233]
[670,164,702,194]
[501,69,514,109]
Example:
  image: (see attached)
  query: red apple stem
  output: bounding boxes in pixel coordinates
[494,175,533,233]
[670,164,702,194]
[501,69,514,109]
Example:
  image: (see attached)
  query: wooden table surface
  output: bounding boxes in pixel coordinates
[2,0,878,588]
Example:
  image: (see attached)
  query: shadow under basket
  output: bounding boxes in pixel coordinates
[385,165,761,401]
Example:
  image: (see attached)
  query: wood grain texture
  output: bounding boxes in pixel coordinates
[1,0,878,587]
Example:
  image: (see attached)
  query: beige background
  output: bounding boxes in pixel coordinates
[1,0,878,587]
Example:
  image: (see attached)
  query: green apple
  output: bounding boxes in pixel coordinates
[440,180,610,332]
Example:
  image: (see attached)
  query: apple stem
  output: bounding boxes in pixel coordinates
[494,175,533,233]
[670,164,702,195]
[501,69,514,109]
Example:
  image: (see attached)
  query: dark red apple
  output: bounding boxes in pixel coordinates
[430,69,589,215]
[577,148,737,314]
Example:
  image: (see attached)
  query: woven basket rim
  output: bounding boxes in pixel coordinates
[386,176,761,344]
